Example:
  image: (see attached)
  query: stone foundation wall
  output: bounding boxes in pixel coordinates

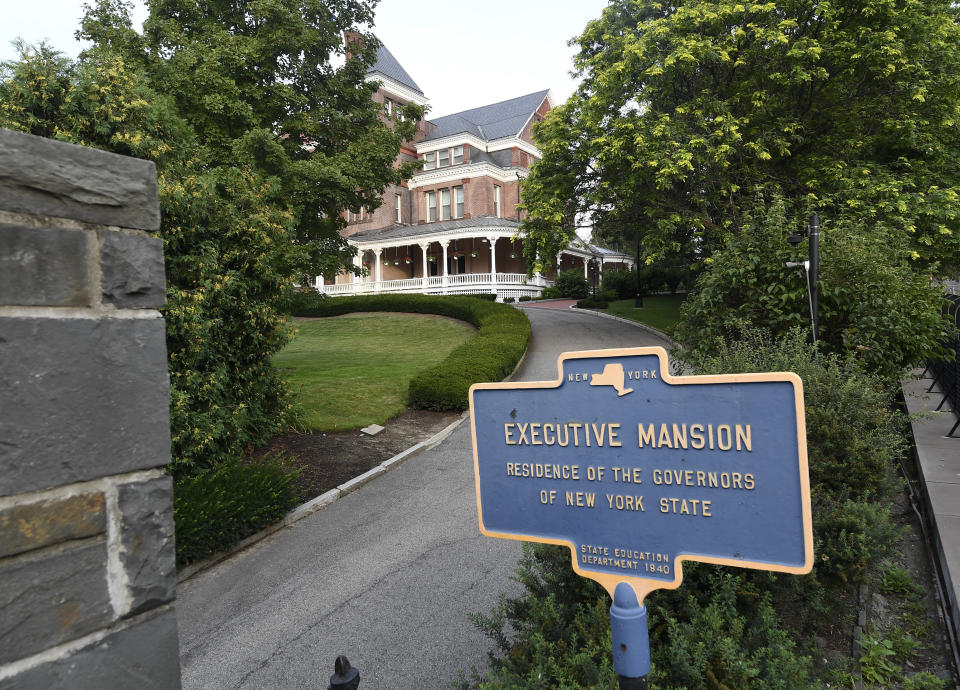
[0,128,181,688]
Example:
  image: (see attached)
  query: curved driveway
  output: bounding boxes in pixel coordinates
[176,307,672,689]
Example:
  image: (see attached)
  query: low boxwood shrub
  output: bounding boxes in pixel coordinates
[540,286,562,299]
[685,328,904,585]
[465,328,905,686]
[173,454,303,565]
[575,297,609,309]
[289,292,530,412]
[517,295,532,302]
[463,544,812,689]
[502,297,515,303]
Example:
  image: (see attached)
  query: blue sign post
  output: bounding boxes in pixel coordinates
[469,347,813,686]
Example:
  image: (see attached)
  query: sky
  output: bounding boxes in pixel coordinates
[0,0,610,118]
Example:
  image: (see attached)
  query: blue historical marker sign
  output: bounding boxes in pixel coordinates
[469,347,813,601]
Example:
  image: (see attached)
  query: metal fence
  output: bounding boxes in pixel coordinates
[927,294,960,437]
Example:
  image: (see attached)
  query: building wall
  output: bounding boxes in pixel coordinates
[0,129,181,688]
[333,90,551,285]
[341,81,425,237]
[413,177,522,224]
[519,96,551,145]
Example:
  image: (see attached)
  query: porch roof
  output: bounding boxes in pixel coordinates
[348,216,521,246]
[560,240,633,262]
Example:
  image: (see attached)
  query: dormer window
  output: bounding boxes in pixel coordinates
[438,148,450,167]
[424,152,435,170]
[452,145,464,164]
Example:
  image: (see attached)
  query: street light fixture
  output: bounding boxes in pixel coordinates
[785,214,820,343]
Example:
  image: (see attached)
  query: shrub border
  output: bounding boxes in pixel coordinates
[287,293,531,412]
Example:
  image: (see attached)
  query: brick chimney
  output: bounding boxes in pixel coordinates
[344,30,364,61]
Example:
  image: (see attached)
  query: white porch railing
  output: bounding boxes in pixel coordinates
[318,272,553,301]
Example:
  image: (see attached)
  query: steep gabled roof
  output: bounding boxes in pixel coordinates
[422,89,551,143]
[367,43,424,96]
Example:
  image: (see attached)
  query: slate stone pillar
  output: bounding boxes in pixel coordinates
[0,128,181,688]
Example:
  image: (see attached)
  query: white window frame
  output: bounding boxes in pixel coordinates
[493,185,501,218]
[440,188,451,221]
[454,185,464,218]
[384,98,393,117]
[426,191,437,222]
[395,193,402,223]
[424,152,435,170]
[438,148,450,168]
[452,145,464,164]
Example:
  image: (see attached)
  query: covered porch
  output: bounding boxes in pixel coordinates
[557,241,636,285]
[317,218,551,301]
[315,218,634,301]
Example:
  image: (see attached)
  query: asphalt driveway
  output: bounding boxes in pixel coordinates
[176,306,672,689]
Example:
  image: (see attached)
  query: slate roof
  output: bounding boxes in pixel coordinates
[367,42,423,95]
[562,240,633,259]
[589,244,632,258]
[421,89,551,143]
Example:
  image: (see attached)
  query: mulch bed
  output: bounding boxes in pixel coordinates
[251,409,463,502]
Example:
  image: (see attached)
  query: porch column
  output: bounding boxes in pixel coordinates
[442,240,449,291]
[374,247,382,291]
[420,242,430,288]
[583,257,589,279]
[317,274,324,292]
[353,252,362,291]
[488,236,498,296]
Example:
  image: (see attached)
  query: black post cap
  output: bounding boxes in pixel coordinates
[329,655,360,690]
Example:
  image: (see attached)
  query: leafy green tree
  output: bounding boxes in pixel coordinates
[79,0,423,279]
[675,194,950,378]
[1,0,423,476]
[521,0,960,277]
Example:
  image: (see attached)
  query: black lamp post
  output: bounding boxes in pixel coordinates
[786,214,820,343]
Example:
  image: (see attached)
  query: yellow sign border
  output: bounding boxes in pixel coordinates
[468,346,814,604]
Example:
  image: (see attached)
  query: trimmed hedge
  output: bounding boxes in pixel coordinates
[288,293,531,411]
[575,297,609,309]
[465,329,906,687]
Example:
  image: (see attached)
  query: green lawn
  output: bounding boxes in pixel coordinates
[600,294,686,334]
[274,313,474,431]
